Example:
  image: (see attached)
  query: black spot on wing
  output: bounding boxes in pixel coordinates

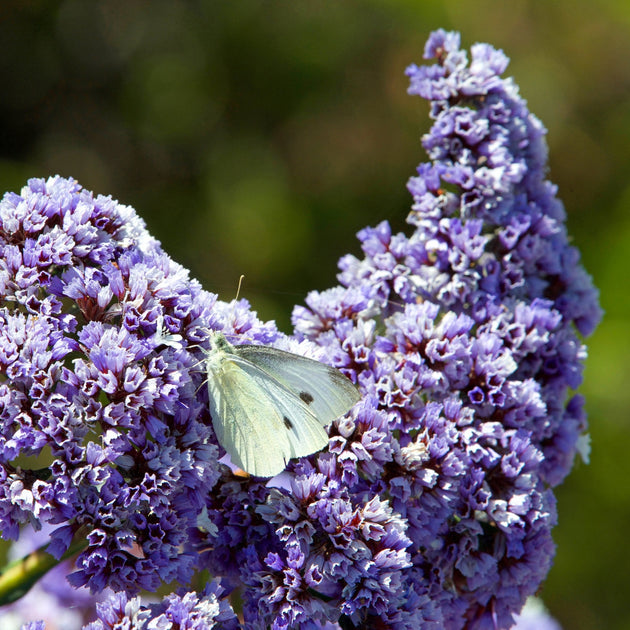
[299,391,314,405]
[283,416,294,430]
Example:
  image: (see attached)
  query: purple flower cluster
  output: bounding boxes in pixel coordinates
[281,30,598,628]
[0,175,234,594]
[81,581,238,630]
[0,28,599,630]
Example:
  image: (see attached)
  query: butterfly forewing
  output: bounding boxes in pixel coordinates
[235,345,360,425]
[230,353,331,453]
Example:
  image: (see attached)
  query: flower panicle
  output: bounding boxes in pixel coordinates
[0,174,276,600]
[285,28,599,629]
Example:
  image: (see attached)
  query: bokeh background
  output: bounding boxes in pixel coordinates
[0,2,628,629]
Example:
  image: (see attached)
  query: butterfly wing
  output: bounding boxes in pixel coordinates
[207,351,330,478]
[235,344,361,426]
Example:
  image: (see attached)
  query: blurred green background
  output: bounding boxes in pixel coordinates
[0,1,628,628]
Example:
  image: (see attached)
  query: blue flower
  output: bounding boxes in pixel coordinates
[288,28,599,629]
[0,176,230,595]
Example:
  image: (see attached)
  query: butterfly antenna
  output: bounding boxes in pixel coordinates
[235,274,245,301]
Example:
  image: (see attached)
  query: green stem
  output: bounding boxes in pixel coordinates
[0,529,89,606]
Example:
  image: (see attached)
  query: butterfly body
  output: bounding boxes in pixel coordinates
[205,331,360,477]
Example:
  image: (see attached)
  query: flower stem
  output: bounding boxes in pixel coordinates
[0,531,89,605]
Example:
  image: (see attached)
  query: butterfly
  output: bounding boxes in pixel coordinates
[204,331,361,477]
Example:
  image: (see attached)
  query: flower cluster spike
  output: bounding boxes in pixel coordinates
[281,29,600,628]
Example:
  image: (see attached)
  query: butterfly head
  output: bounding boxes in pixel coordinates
[207,330,234,353]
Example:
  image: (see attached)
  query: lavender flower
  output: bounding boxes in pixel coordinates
[0,175,279,598]
[285,29,599,628]
[0,28,600,630]
[81,581,238,630]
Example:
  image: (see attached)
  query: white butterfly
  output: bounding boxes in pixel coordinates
[205,331,361,477]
